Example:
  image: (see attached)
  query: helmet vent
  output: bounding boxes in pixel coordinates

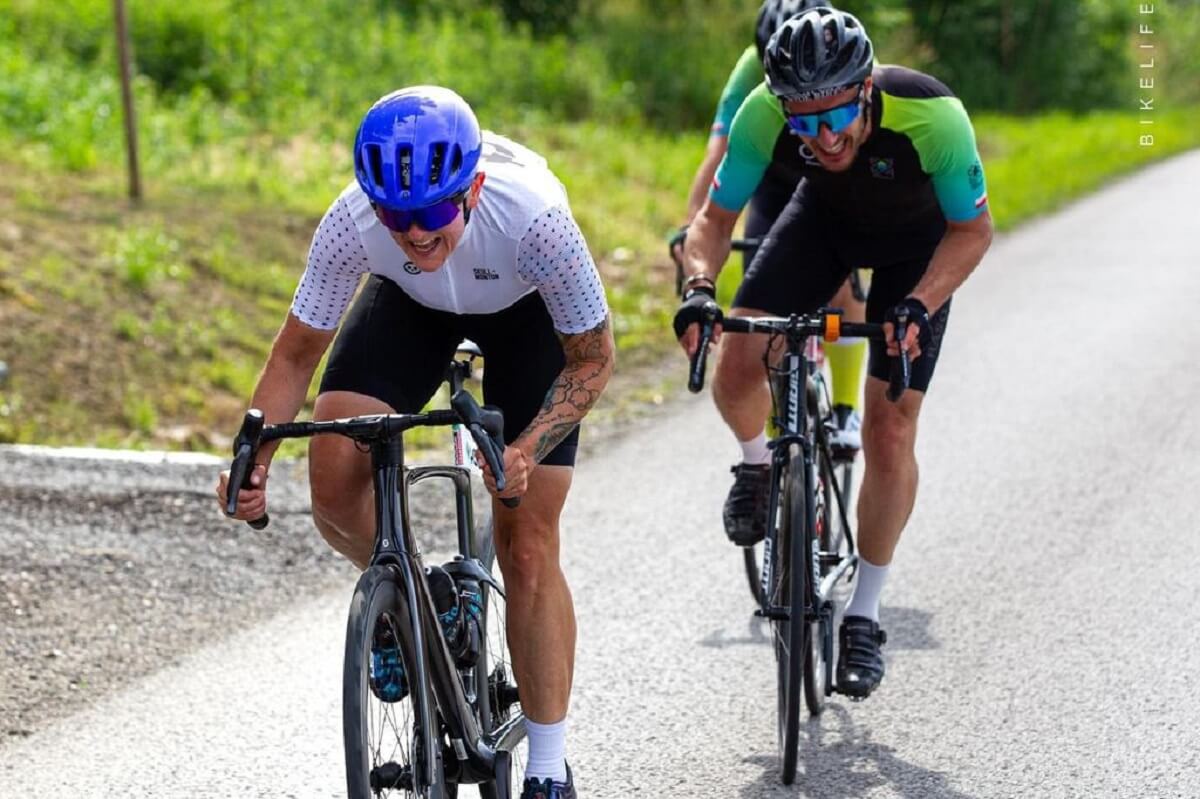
[398,145,413,191]
[365,144,385,189]
[429,142,447,186]
[450,145,463,177]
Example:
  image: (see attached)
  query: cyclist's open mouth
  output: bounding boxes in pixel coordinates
[815,137,850,160]
[407,236,441,255]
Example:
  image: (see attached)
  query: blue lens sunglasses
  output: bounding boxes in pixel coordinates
[372,188,471,233]
[784,85,867,138]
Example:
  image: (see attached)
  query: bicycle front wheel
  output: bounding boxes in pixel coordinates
[772,450,808,785]
[344,564,445,799]
[474,520,525,799]
[803,450,837,716]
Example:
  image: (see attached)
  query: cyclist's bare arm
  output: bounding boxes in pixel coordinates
[217,313,335,518]
[890,210,993,356]
[677,199,739,354]
[483,316,614,496]
[683,136,730,225]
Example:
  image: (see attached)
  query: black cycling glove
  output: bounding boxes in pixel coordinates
[884,297,932,351]
[672,286,718,339]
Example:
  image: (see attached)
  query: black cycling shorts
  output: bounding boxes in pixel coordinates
[741,171,796,272]
[319,276,579,467]
[733,185,951,393]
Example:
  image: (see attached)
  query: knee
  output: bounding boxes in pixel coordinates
[862,410,917,472]
[496,521,559,594]
[713,339,766,400]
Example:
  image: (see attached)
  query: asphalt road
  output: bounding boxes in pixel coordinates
[3,150,1199,798]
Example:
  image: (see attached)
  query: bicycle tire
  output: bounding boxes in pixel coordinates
[743,544,766,607]
[773,448,807,785]
[344,564,446,799]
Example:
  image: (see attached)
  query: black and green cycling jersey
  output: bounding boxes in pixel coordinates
[711,45,762,137]
[711,65,989,230]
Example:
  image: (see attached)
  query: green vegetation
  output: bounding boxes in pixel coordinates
[0,0,1197,448]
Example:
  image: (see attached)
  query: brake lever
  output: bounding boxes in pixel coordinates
[687,301,721,393]
[227,410,269,529]
[886,314,912,403]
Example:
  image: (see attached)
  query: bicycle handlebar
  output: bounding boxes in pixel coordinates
[225,392,519,529]
[686,303,911,402]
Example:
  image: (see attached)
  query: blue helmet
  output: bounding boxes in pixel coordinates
[353,86,483,209]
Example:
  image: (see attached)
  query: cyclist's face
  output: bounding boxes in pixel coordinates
[783,79,872,173]
[384,173,486,271]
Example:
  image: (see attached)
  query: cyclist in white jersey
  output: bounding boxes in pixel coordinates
[217,86,612,799]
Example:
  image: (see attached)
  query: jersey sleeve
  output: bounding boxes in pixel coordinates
[290,196,370,330]
[709,81,785,212]
[711,45,764,138]
[515,206,609,335]
[883,94,989,222]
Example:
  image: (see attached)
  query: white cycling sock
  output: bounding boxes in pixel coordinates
[844,557,889,622]
[524,717,568,783]
[738,431,771,466]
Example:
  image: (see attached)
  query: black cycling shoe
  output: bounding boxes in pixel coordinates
[836,615,887,699]
[520,764,577,799]
[723,463,772,546]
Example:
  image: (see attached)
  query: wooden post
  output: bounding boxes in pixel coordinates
[114,0,142,203]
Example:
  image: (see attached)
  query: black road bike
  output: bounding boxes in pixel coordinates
[226,343,525,798]
[687,303,909,785]
[669,234,869,606]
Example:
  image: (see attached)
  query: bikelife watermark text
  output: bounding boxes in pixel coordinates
[1138,3,1157,147]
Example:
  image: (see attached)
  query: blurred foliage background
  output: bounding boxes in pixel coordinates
[0,0,1198,447]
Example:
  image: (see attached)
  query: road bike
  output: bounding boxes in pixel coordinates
[226,342,525,798]
[687,303,908,784]
[668,234,870,607]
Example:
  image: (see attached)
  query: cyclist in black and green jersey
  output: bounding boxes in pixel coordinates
[677,1,871,458]
[673,8,993,699]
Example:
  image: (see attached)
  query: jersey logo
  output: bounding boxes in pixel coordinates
[869,157,895,180]
[968,162,984,190]
[403,261,421,275]
[797,142,820,166]
[473,267,500,281]
[975,193,988,209]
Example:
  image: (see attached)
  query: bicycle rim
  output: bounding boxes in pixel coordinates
[773,453,806,785]
[344,565,442,799]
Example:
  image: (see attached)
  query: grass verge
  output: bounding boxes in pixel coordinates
[1,109,1197,449]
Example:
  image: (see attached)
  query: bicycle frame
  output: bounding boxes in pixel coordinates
[225,352,524,796]
[758,326,858,625]
[367,437,522,791]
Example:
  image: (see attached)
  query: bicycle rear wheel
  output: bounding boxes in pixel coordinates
[344,564,445,799]
[772,450,808,785]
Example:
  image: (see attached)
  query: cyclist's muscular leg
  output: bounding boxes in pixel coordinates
[492,464,576,722]
[856,377,924,564]
[308,390,396,569]
[712,307,778,440]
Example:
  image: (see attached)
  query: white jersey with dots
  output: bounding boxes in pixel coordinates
[291,132,608,336]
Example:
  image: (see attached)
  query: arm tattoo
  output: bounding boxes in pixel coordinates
[526,316,613,463]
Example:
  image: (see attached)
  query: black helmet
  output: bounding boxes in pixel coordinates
[755,0,832,61]
[763,7,874,101]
